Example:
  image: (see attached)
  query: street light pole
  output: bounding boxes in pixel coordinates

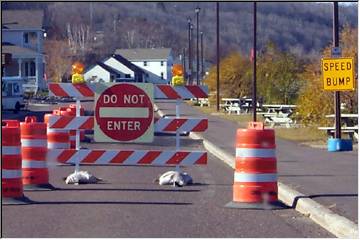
[182,48,186,81]
[200,31,204,82]
[187,18,193,85]
[216,2,220,112]
[333,1,341,139]
[195,7,201,85]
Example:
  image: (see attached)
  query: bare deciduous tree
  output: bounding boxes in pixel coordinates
[67,23,91,54]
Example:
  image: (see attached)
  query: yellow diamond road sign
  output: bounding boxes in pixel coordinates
[322,58,355,91]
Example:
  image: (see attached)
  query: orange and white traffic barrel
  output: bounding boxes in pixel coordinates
[44,111,70,149]
[226,122,282,209]
[2,120,31,204]
[20,116,55,190]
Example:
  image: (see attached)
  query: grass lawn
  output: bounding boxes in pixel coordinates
[191,104,330,145]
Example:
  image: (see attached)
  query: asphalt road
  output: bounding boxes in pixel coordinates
[2,102,333,237]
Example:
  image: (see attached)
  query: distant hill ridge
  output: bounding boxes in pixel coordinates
[2,2,357,61]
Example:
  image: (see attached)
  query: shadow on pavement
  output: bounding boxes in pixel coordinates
[27,201,192,205]
[279,174,334,177]
[46,187,200,193]
[292,193,357,209]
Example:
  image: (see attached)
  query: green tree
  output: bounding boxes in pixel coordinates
[257,42,304,104]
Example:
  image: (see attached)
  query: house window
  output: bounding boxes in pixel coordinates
[143,61,147,66]
[23,33,29,44]
[24,61,36,77]
[160,61,164,66]
[125,74,131,78]
[160,72,164,79]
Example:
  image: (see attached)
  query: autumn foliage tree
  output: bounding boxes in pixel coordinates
[44,39,72,83]
[204,52,252,102]
[296,25,358,126]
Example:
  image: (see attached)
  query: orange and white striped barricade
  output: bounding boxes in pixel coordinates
[226,122,283,209]
[44,111,70,150]
[2,120,32,204]
[20,116,55,190]
[46,115,208,134]
[47,82,209,178]
[48,149,207,166]
[48,83,208,100]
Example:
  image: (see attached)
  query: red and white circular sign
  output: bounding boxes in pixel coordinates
[95,83,153,142]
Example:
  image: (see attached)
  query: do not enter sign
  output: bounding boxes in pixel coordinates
[94,83,154,142]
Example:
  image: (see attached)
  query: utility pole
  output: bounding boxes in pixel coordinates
[182,48,187,81]
[187,18,193,85]
[200,31,204,82]
[195,7,201,85]
[333,2,341,139]
[252,2,257,122]
[216,2,220,112]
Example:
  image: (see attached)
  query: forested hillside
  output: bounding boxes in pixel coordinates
[2,2,357,63]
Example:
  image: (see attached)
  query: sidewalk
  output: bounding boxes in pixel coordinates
[155,100,358,237]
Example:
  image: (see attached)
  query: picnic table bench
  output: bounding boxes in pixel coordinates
[259,104,297,128]
[318,126,358,141]
[318,113,358,141]
[221,97,262,115]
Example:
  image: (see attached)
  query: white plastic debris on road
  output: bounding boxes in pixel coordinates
[65,170,102,184]
[157,171,193,187]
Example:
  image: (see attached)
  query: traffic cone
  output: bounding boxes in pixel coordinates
[225,122,284,209]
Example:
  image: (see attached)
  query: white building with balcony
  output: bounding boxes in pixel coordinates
[114,48,173,84]
[2,10,46,93]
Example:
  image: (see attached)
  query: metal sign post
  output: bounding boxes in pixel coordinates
[216,2,220,112]
[75,99,81,173]
[333,1,341,139]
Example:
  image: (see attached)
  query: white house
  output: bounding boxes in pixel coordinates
[2,10,46,93]
[84,62,121,83]
[84,54,146,83]
[115,48,173,84]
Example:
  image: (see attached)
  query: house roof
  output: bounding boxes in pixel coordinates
[97,62,120,75]
[114,48,172,61]
[2,44,40,56]
[2,10,44,30]
[111,54,145,74]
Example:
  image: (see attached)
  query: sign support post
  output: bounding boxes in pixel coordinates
[333,1,341,139]
[175,98,181,173]
[75,99,81,173]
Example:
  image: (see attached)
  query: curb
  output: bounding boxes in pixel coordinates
[155,103,358,238]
